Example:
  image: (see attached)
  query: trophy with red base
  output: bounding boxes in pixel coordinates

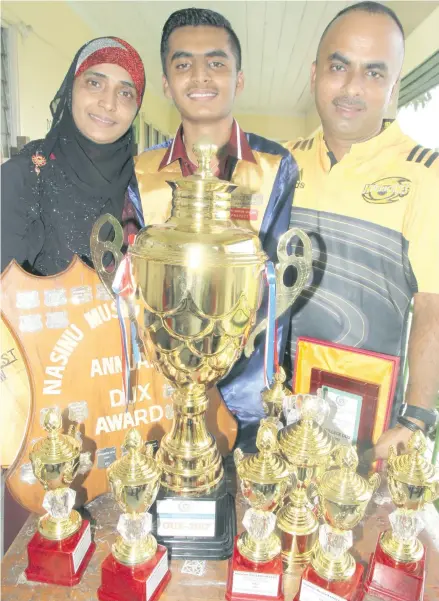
[98,428,171,601]
[226,420,290,601]
[25,407,95,585]
[295,446,380,601]
[362,431,439,601]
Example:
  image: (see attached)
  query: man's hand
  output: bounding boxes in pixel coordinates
[362,424,413,464]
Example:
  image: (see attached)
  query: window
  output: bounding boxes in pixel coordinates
[1,24,19,161]
[143,122,151,149]
[153,128,159,146]
[397,51,439,150]
[1,26,11,159]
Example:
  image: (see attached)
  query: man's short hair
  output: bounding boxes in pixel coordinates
[161,7,242,74]
[317,1,405,59]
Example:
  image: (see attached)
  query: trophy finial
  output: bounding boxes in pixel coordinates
[334,445,359,472]
[193,141,218,179]
[256,419,278,453]
[407,430,426,454]
[43,408,62,436]
[124,428,143,452]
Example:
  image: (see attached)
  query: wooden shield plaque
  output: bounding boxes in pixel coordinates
[1,258,237,514]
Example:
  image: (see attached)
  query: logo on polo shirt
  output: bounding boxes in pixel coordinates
[296,168,305,189]
[362,177,411,204]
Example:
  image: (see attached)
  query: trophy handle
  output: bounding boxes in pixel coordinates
[111,478,127,513]
[90,214,125,299]
[31,456,48,490]
[244,228,312,357]
[62,458,76,486]
[425,481,439,504]
[368,472,381,493]
[307,481,324,518]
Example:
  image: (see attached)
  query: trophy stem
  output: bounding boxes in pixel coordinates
[277,488,319,569]
[311,538,356,582]
[156,387,224,494]
[112,533,158,566]
[379,529,424,563]
[38,508,82,541]
[237,530,281,564]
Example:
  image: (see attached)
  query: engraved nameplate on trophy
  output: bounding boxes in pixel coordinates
[156,498,216,538]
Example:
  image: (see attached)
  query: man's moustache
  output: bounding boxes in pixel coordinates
[333,97,366,110]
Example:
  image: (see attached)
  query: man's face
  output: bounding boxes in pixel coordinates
[311,11,404,142]
[163,26,244,123]
[72,63,138,144]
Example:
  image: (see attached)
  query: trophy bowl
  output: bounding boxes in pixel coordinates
[29,407,82,540]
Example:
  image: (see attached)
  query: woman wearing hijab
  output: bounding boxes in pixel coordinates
[1,36,145,275]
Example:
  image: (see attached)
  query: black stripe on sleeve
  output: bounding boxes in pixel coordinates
[425,151,439,168]
[415,148,431,163]
[406,145,421,161]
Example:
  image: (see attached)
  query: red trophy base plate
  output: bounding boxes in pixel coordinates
[25,519,95,586]
[361,535,425,601]
[98,544,171,601]
[225,536,284,601]
[294,562,364,601]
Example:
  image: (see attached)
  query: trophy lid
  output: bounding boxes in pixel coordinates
[108,429,161,487]
[130,142,266,266]
[30,408,80,465]
[235,420,289,485]
[319,446,375,505]
[278,392,334,467]
[388,430,438,487]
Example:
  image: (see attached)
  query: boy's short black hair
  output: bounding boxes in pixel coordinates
[161,7,242,74]
[318,1,405,58]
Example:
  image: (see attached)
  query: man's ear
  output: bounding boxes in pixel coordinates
[235,70,245,97]
[162,73,172,100]
[310,61,317,94]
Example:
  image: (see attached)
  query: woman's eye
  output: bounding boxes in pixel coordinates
[120,90,134,98]
[87,79,100,88]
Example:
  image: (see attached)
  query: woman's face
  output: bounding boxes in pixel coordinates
[72,63,138,144]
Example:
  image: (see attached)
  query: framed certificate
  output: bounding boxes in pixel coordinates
[310,369,380,446]
[293,337,400,445]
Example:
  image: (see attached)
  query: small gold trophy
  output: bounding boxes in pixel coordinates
[98,429,171,601]
[25,407,95,585]
[295,445,380,601]
[363,431,439,601]
[277,390,334,570]
[226,419,290,601]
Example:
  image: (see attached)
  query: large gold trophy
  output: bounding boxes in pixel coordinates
[363,431,439,601]
[91,143,312,559]
[25,408,95,586]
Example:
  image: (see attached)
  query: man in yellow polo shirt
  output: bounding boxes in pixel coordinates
[285,1,439,459]
[135,8,297,446]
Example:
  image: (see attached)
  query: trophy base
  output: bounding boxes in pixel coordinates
[225,536,284,601]
[25,519,95,586]
[361,535,426,601]
[294,563,364,601]
[153,460,236,559]
[98,544,171,601]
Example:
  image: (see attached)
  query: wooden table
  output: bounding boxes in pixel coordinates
[2,481,439,601]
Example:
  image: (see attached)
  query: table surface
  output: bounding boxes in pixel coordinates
[2,479,439,601]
